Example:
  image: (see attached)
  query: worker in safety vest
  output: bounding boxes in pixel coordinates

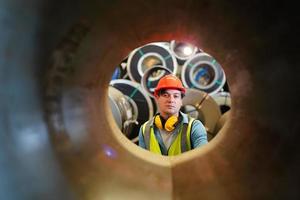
[138,74,208,156]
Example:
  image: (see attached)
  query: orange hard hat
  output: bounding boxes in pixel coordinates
[154,74,186,96]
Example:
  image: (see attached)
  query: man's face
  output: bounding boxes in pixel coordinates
[156,89,183,118]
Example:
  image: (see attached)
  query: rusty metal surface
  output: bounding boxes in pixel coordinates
[0,0,299,199]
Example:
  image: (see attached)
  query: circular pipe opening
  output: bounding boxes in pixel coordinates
[108,40,232,155]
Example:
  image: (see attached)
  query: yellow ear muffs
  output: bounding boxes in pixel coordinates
[154,115,163,129]
[154,115,178,131]
[164,116,178,131]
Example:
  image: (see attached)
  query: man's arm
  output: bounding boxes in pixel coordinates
[191,120,208,148]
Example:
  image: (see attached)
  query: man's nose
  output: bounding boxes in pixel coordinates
[167,95,176,101]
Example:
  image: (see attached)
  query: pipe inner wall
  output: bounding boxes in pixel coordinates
[0,0,298,199]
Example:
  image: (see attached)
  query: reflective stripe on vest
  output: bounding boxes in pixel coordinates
[142,117,195,156]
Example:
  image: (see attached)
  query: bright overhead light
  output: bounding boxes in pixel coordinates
[183,46,193,56]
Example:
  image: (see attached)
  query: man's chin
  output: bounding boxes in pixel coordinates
[165,110,177,116]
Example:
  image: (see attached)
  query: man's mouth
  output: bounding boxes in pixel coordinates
[166,105,175,108]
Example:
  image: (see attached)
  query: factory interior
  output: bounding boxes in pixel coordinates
[109,40,230,144]
[0,0,299,199]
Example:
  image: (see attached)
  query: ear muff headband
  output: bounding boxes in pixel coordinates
[154,115,163,129]
[154,115,178,131]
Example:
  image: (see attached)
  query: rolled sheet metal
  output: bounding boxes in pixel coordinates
[170,40,198,65]
[181,53,226,95]
[111,64,127,80]
[141,65,173,98]
[182,89,222,140]
[108,87,123,129]
[110,79,154,140]
[211,91,231,114]
[108,86,136,138]
[127,43,177,83]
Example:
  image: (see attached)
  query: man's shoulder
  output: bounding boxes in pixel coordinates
[181,112,200,125]
[191,119,204,126]
[141,117,155,127]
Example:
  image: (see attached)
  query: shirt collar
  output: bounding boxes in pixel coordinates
[180,111,189,124]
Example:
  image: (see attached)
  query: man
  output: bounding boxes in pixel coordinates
[138,74,208,156]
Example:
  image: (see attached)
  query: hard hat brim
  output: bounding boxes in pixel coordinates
[154,87,186,97]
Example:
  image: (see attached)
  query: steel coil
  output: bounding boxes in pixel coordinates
[127,43,177,83]
[181,53,226,95]
[182,88,222,140]
[110,79,154,140]
[141,65,173,98]
[170,40,198,65]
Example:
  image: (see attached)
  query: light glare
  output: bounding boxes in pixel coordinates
[183,46,193,55]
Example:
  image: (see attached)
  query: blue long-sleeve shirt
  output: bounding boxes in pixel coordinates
[138,112,208,155]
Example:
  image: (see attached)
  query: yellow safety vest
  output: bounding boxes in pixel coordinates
[142,117,195,156]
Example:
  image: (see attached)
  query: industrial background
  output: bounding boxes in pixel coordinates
[109,40,230,143]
